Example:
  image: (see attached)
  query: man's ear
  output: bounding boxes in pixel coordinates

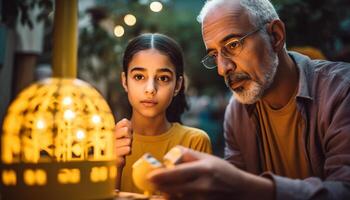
[174,76,183,96]
[121,72,128,92]
[267,19,286,51]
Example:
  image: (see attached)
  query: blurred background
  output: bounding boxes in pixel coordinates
[1,0,350,157]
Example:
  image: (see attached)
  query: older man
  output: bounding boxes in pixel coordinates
[148,0,350,199]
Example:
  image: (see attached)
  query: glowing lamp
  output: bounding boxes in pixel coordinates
[1,0,116,199]
[1,78,116,199]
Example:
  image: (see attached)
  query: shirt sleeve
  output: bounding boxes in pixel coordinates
[223,98,247,170]
[188,130,213,155]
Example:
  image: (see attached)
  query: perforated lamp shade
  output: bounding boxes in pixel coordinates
[1,78,116,199]
[0,0,116,199]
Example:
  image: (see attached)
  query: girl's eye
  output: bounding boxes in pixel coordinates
[133,74,144,80]
[158,76,170,82]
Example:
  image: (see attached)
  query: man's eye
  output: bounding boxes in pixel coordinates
[208,52,218,59]
[226,41,240,50]
[226,41,239,49]
[133,74,144,80]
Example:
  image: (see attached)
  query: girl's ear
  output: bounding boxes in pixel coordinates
[121,72,128,92]
[174,76,183,96]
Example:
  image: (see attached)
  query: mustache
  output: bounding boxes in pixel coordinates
[224,72,251,88]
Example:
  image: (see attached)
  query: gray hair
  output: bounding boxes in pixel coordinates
[198,0,279,28]
[198,0,285,48]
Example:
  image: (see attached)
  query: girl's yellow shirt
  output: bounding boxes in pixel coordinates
[120,122,212,193]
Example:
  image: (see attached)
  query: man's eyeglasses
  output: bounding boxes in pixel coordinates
[201,25,265,69]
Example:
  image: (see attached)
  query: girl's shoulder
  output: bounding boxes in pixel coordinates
[170,123,212,154]
[170,123,210,139]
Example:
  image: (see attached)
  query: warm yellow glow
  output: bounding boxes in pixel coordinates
[92,114,101,124]
[90,166,108,182]
[76,130,85,140]
[1,0,116,197]
[1,77,116,200]
[24,170,35,186]
[114,25,124,37]
[58,168,80,184]
[124,14,136,26]
[23,169,46,186]
[36,169,47,185]
[2,170,16,186]
[62,96,72,105]
[36,119,46,130]
[109,166,117,179]
[150,1,163,12]
[2,78,116,164]
[63,109,75,120]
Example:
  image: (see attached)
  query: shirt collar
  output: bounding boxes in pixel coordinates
[288,51,314,101]
[244,50,315,115]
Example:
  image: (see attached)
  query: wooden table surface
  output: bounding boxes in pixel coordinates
[115,191,166,200]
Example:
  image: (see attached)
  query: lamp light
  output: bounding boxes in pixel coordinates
[0,0,116,199]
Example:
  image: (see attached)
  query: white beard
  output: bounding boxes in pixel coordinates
[233,47,279,104]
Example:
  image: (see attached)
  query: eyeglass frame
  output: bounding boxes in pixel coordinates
[201,25,266,69]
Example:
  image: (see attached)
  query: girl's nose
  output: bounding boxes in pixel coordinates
[145,79,156,95]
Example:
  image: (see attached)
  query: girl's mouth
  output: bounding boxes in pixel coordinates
[140,100,158,107]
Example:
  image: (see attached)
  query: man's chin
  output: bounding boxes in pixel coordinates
[233,94,257,104]
[232,88,261,105]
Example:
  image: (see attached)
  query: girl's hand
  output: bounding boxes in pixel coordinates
[115,118,133,167]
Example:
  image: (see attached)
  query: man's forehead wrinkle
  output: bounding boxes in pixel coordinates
[203,3,245,32]
[203,13,244,43]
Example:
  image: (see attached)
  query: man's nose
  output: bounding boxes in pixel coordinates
[145,79,156,95]
[217,54,236,76]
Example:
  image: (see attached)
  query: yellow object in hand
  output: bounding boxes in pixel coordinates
[132,153,163,196]
[163,146,183,168]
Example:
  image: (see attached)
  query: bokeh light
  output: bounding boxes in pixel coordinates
[150,1,163,12]
[114,25,125,37]
[124,14,137,26]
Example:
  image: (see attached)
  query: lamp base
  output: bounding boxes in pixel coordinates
[1,161,116,200]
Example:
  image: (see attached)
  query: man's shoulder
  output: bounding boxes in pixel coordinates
[313,60,350,82]
[308,59,350,97]
[291,51,350,82]
[291,51,350,100]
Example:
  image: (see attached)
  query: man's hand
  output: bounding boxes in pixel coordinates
[147,146,274,200]
[115,118,133,167]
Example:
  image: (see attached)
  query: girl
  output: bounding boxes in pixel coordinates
[115,33,212,193]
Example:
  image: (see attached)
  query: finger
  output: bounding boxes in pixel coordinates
[115,138,132,148]
[115,118,132,129]
[155,177,204,194]
[115,118,132,136]
[177,146,209,162]
[115,126,132,139]
[155,174,229,194]
[148,160,210,185]
[116,146,131,157]
[160,146,212,172]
